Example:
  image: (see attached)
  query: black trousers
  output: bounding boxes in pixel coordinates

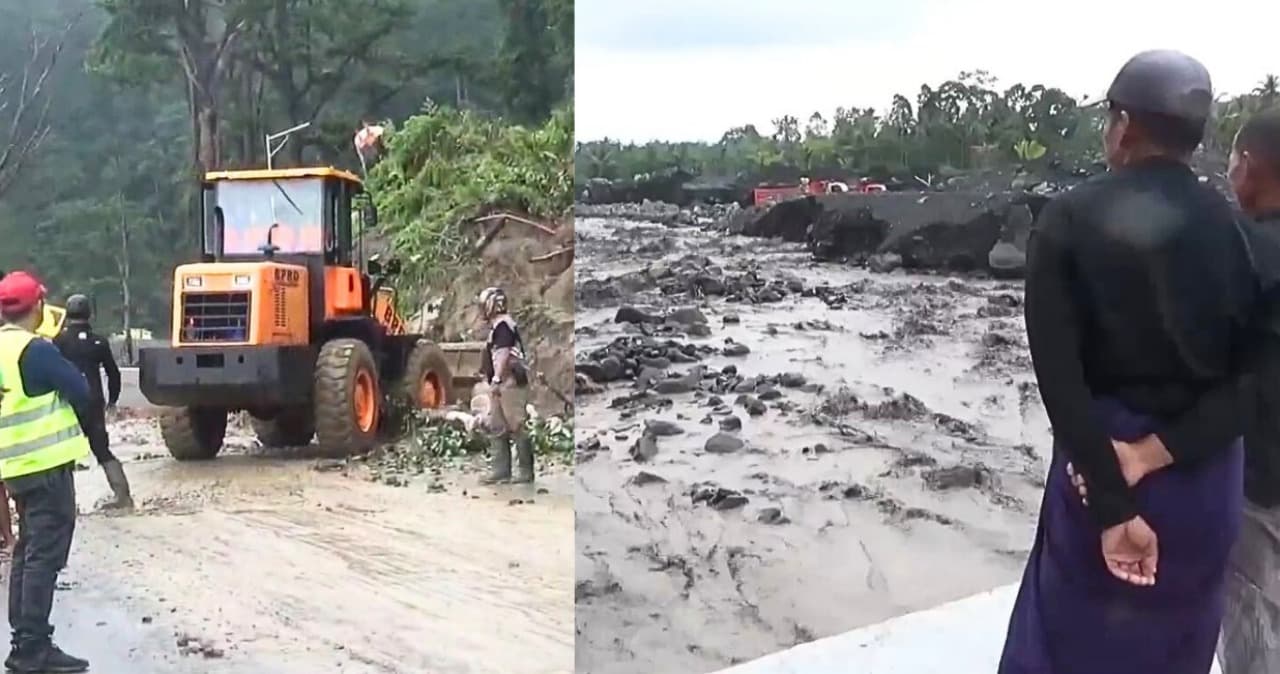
[73,404,114,466]
[6,465,76,649]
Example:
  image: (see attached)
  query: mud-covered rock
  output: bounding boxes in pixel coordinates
[705,432,745,454]
[645,419,685,436]
[690,482,749,509]
[722,191,1039,275]
[757,507,790,525]
[923,464,994,491]
[629,433,659,462]
[578,336,715,384]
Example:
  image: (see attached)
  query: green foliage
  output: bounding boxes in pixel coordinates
[497,0,572,123]
[525,413,572,461]
[1013,139,1047,161]
[576,70,1280,184]
[0,0,565,343]
[365,103,572,296]
[412,421,489,459]
[399,412,572,462]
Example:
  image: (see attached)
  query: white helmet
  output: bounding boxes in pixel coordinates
[478,286,508,317]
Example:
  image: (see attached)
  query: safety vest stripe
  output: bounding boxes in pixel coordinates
[0,399,61,429]
[0,424,82,460]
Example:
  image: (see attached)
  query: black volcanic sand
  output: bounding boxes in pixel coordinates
[573,215,1050,674]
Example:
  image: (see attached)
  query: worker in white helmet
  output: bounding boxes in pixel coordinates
[477,287,534,483]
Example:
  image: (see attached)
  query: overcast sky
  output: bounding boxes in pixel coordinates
[576,0,1280,142]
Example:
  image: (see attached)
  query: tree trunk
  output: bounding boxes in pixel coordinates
[117,194,133,365]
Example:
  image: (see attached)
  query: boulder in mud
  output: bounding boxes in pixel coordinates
[616,306,662,324]
[705,432,745,454]
[727,190,1042,275]
[628,470,669,486]
[723,197,821,242]
[757,507,790,525]
[690,482,749,510]
[667,307,709,326]
[629,433,659,462]
[644,419,685,436]
[922,464,994,491]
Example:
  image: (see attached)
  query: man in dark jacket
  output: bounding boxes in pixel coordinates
[1076,108,1280,673]
[998,50,1260,674]
[52,294,130,510]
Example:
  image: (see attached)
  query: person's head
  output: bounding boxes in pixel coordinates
[478,286,508,320]
[66,294,91,322]
[1229,108,1280,215]
[0,271,47,332]
[1101,50,1213,169]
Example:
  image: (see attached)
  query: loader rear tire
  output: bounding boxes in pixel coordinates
[159,407,227,461]
[251,406,315,447]
[314,338,380,454]
[402,340,454,410]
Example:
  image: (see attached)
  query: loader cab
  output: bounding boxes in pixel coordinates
[199,167,367,266]
[187,167,383,345]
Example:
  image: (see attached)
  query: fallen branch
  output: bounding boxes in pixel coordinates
[472,212,557,236]
[536,372,573,413]
[529,246,573,263]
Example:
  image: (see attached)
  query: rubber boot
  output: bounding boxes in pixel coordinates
[512,435,535,483]
[479,434,512,485]
[100,460,134,510]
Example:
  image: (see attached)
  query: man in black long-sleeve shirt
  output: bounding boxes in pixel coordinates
[998,50,1259,674]
[1071,109,1280,674]
[53,294,130,510]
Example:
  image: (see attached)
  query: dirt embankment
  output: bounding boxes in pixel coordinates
[421,213,575,415]
[573,215,1049,674]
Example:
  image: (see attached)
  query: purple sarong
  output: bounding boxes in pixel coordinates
[998,397,1244,674]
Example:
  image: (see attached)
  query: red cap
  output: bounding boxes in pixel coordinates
[0,271,46,313]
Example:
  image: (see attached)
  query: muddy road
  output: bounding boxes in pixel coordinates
[5,416,575,674]
[573,216,1050,674]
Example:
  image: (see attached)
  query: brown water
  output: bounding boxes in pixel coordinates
[574,217,1050,674]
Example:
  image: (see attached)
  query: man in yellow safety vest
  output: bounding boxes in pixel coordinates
[0,271,91,673]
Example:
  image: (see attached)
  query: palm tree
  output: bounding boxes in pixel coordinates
[1254,75,1280,108]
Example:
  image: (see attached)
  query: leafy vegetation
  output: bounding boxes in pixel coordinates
[365,103,573,296]
[381,413,572,473]
[575,70,1280,185]
[0,0,570,346]
[525,412,572,462]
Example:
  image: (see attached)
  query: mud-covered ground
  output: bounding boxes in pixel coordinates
[573,216,1051,674]
[3,413,574,674]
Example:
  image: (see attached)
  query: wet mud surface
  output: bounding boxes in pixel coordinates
[12,417,574,674]
[573,217,1051,674]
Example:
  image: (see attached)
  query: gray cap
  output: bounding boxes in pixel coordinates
[1106,49,1213,122]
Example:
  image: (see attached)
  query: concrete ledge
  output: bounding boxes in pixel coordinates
[715,583,1223,674]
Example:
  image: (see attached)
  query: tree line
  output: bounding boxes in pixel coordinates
[575,71,1280,186]
[0,0,570,341]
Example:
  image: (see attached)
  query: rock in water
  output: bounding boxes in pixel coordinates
[644,419,685,436]
[629,434,659,462]
[704,432,745,454]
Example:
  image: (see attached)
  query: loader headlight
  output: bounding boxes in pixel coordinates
[184,276,204,288]
[233,274,252,287]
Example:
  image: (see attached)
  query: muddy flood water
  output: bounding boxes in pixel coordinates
[6,416,575,674]
[573,216,1052,674]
